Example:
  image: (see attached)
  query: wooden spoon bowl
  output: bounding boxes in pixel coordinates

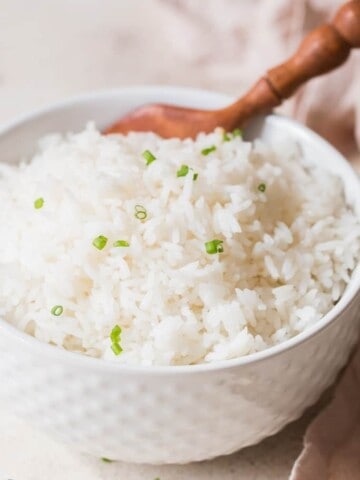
[105,0,360,139]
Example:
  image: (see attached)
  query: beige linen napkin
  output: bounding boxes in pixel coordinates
[290,341,360,480]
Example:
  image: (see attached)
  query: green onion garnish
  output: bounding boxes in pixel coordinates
[201,145,217,156]
[111,343,122,355]
[34,197,44,209]
[134,204,147,220]
[101,457,113,463]
[92,235,108,250]
[113,240,130,247]
[110,324,121,342]
[232,128,243,137]
[205,239,224,254]
[51,305,63,316]
[258,183,266,192]
[223,132,231,142]
[177,165,189,177]
[110,325,122,356]
[177,165,198,181]
[142,150,156,166]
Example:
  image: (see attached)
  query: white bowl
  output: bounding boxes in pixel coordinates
[0,86,359,464]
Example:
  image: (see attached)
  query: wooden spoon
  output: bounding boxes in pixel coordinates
[105,0,360,139]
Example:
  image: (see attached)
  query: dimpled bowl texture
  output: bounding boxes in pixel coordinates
[0,87,359,465]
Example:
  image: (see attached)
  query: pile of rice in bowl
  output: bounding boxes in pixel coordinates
[0,124,359,365]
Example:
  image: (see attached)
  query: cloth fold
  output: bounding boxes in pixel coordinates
[290,341,360,480]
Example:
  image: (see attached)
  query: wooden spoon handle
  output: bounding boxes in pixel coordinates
[266,0,360,100]
[228,0,360,127]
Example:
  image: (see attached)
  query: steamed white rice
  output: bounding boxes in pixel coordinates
[0,124,359,365]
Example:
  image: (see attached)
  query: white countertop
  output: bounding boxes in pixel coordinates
[0,1,356,478]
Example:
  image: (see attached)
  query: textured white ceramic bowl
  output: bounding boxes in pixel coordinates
[0,87,359,464]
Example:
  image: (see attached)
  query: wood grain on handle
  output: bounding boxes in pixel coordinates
[266,0,360,100]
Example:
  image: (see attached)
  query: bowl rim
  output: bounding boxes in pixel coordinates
[0,85,359,375]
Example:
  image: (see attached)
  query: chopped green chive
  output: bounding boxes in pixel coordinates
[177,165,189,177]
[111,343,123,355]
[258,183,266,192]
[34,197,44,209]
[232,128,243,137]
[201,145,217,156]
[142,149,156,166]
[134,204,147,220]
[110,325,122,356]
[223,132,231,142]
[113,240,130,248]
[110,324,122,343]
[101,457,113,463]
[92,235,108,250]
[205,239,224,254]
[51,305,63,316]
[177,164,198,181]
